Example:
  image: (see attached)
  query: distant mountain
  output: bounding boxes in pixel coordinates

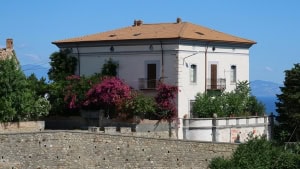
[250,80,282,97]
[21,64,49,81]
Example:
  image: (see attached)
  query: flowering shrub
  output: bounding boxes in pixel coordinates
[154,83,178,122]
[83,76,131,117]
[64,74,101,112]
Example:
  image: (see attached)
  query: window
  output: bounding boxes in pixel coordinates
[190,64,197,83]
[230,65,237,83]
[189,100,197,118]
[147,63,157,88]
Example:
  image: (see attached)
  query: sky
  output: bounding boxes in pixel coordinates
[1,0,299,84]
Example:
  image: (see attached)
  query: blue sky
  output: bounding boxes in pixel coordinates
[1,0,299,84]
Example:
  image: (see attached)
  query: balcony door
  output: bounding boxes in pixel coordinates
[147,63,157,88]
[211,64,217,90]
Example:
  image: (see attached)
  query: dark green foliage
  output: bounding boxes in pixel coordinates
[120,92,156,119]
[27,74,49,98]
[276,63,300,141]
[209,157,233,169]
[48,49,77,81]
[209,136,300,169]
[48,80,68,116]
[47,49,78,115]
[247,96,265,115]
[193,81,265,117]
[0,59,50,122]
[101,58,118,76]
[0,59,25,121]
[230,136,274,168]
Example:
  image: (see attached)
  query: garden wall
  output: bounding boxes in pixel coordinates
[45,116,176,138]
[0,121,44,133]
[0,131,237,169]
[183,116,270,143]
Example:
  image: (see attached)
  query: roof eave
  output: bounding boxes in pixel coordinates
[52,37,256,47]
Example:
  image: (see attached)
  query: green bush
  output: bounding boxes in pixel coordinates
[209,136,300,169]
[209,157,233,169]
[193,81,265,118]
[120,92,156,119]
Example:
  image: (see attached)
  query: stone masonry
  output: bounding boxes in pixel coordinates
[0,131,237,169]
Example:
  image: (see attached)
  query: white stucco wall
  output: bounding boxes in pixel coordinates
[72,44,178,89]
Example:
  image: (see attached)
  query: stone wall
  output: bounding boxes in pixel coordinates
[0,131,237,169]
[0,121,45,133]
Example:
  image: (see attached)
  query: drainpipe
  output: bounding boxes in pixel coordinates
[160,40,164,83]
[76,45,81,75]
[204,42,209,93]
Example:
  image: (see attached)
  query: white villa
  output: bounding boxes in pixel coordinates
[53,18,256,139]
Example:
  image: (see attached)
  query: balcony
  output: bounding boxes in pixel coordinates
[206,78,226,91]
[138,78,158,90]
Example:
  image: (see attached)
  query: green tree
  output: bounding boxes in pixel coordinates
[47,49,77,115]
[276,63,300,141]
[0,58,50,122]
[48,80,67,116]
[48,49,77,81]
[27,74,49,98]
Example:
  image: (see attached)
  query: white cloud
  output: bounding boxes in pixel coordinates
[265,66,273,72]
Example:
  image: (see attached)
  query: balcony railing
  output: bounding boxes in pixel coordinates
[206,78,226,90]
[138,78,158,90]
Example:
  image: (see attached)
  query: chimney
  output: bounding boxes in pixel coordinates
[136,20,143,26]
[176,17,182,23]
[6,38,13,50]
[133,20,137,26]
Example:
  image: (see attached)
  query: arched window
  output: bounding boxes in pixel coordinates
[230,65,237,83]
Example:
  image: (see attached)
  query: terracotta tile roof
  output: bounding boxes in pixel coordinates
[53,21,256,45]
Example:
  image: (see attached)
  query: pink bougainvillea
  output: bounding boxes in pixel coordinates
[154,83,178,122]
[83,76,131,110]
[64,75,82,109]
[64,74,101,111]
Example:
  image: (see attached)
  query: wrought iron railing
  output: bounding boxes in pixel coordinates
[138,78,158,89]
[206,78,226,90]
